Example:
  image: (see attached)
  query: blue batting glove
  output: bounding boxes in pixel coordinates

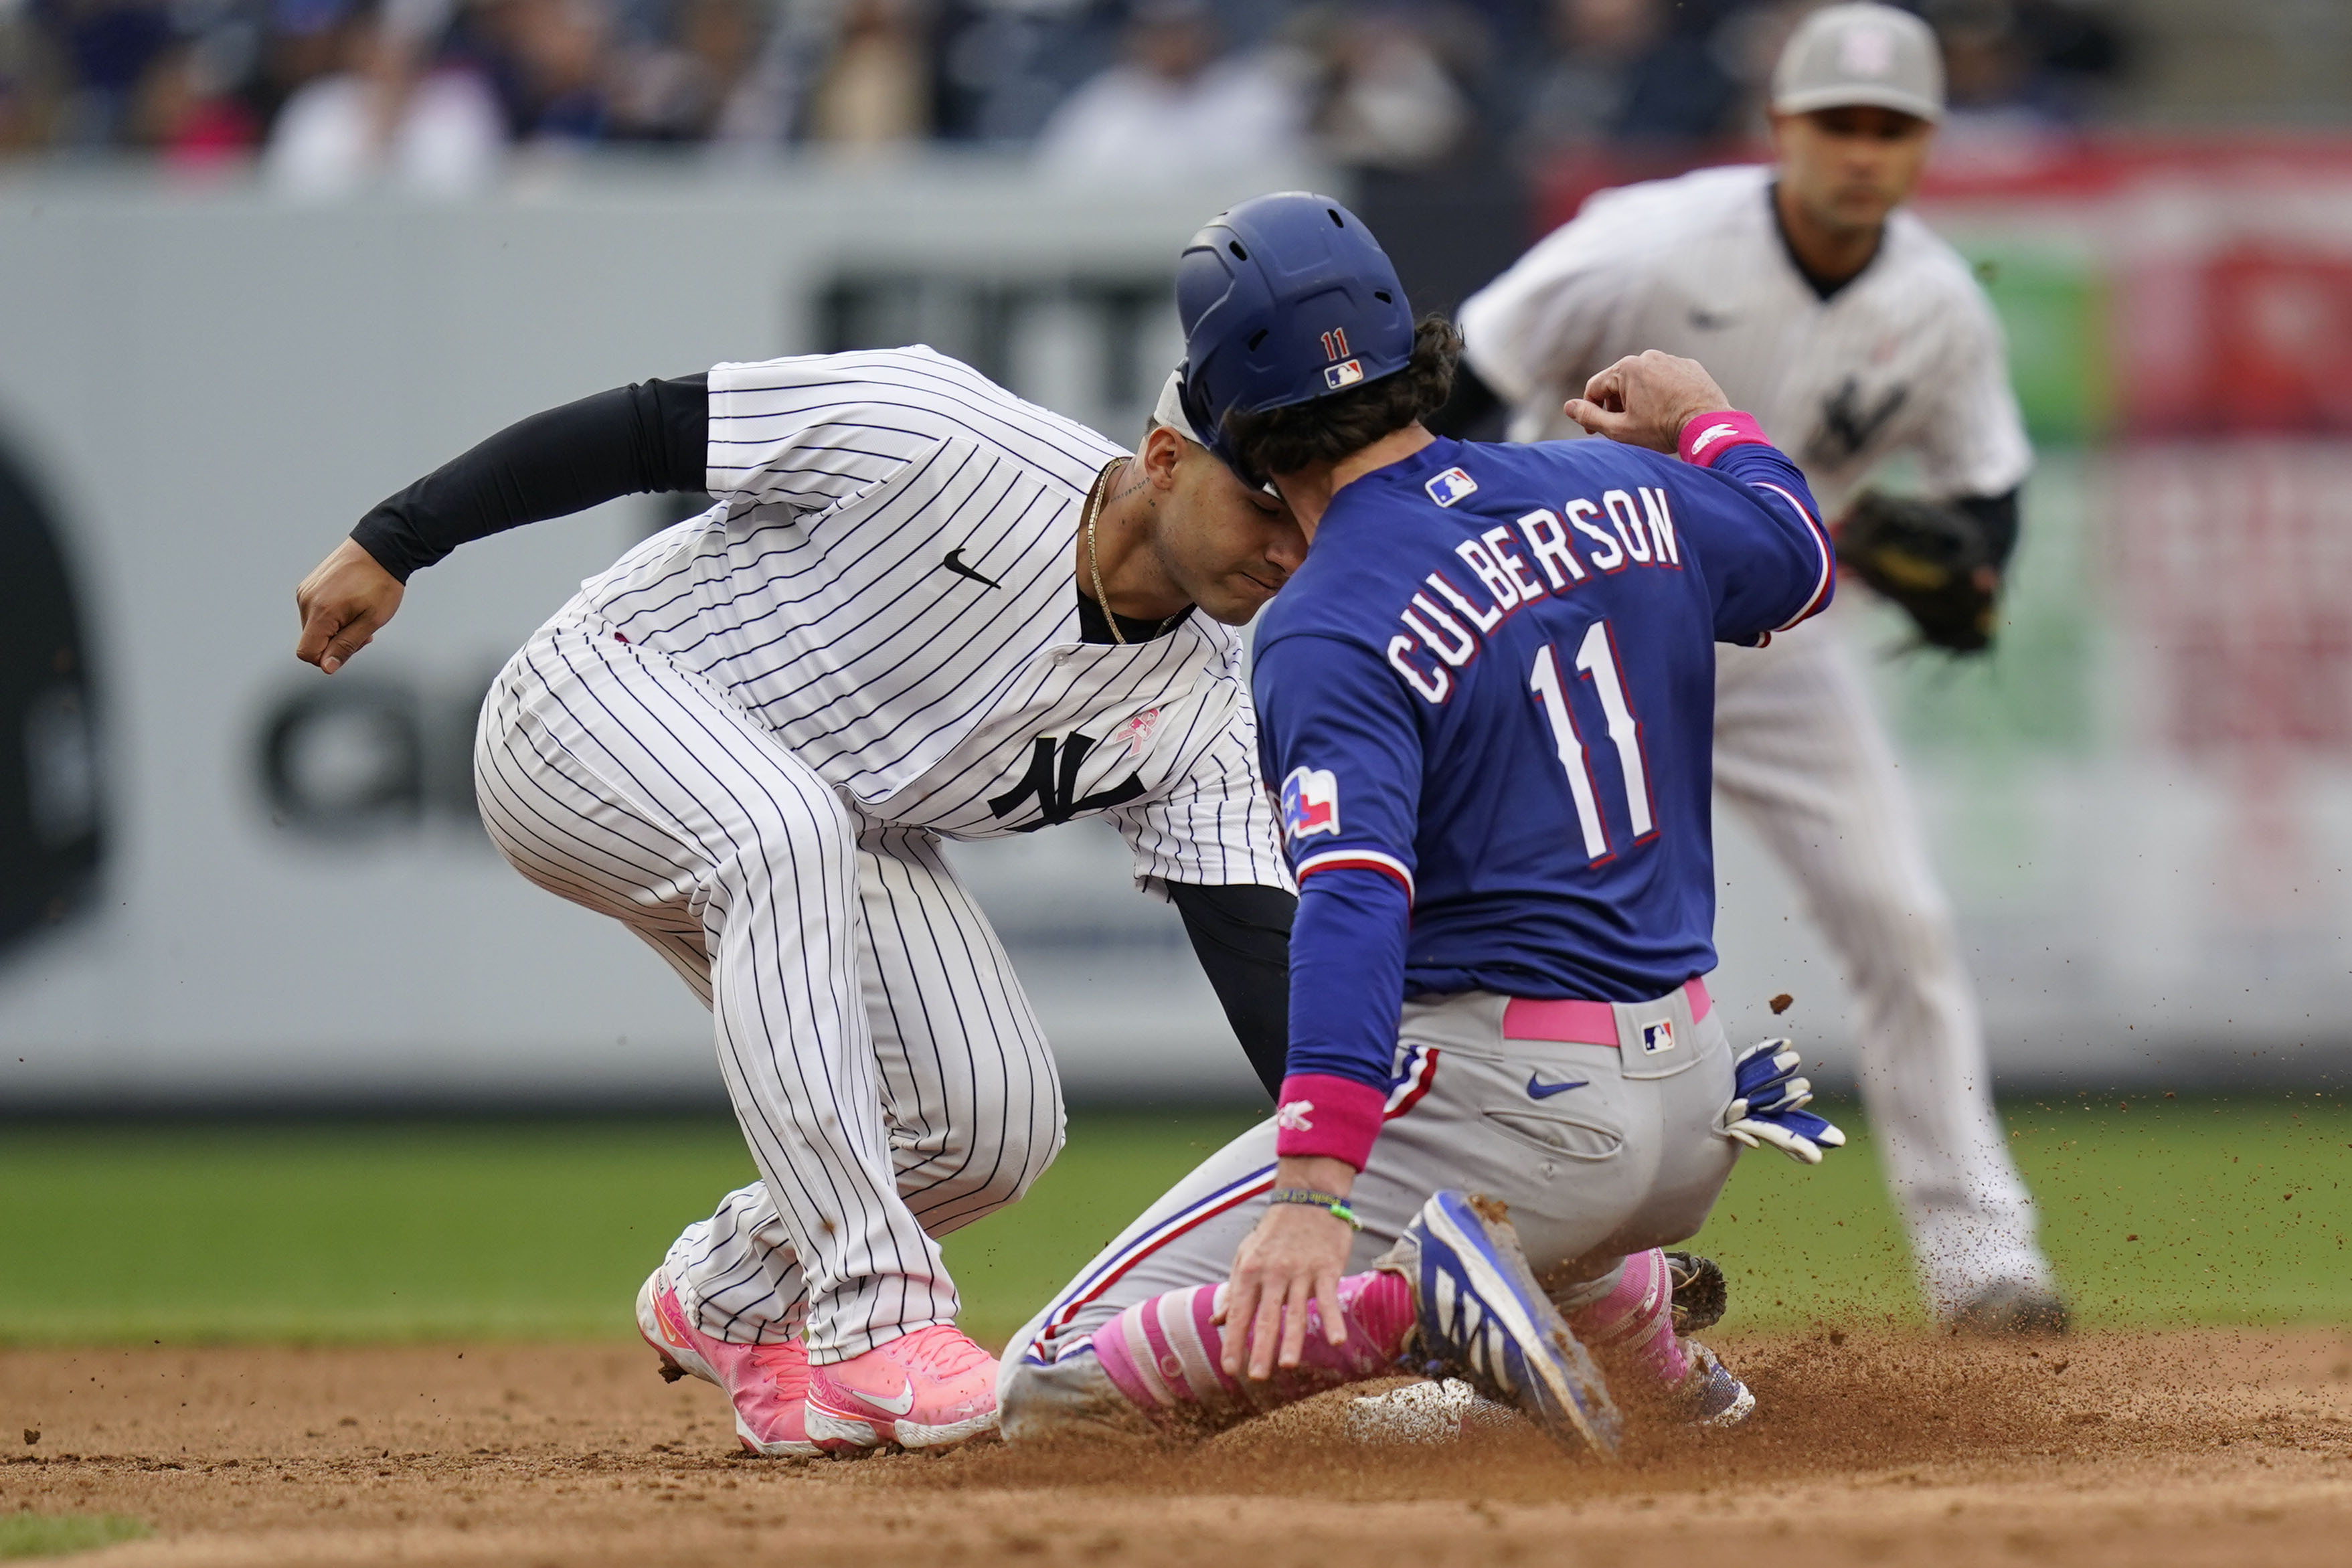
[1721,1038,1847,1165]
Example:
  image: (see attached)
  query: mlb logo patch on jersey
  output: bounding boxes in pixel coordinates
[1323,359,1365,391]
[1424,467,1479,507]
[1639,1019,1676,1056]
[1281,766,1341,841]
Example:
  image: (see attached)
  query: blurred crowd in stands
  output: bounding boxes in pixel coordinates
[0,0,2130,193]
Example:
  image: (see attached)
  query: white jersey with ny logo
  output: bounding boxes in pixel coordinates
[563,345,1285,889]
[1457,164,2031,515]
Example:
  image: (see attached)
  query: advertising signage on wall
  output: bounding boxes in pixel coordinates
[0,438,100,966]
[1,161,2349,1107]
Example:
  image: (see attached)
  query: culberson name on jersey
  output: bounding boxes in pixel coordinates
[1390,480,1683,704]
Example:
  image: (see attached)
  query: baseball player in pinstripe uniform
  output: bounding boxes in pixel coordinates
[292,349,1303,1454]
[1446,2,2064,1330]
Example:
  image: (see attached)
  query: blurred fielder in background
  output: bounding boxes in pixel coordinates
[1446,1,2061,1330]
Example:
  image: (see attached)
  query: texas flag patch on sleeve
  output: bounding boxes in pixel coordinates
[1280,766,1341,841]
[1424,467,1478,507]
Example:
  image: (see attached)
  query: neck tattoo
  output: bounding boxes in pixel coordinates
[1084,457,1177,648]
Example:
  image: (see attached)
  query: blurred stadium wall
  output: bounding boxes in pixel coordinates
[1,141,2349,1112]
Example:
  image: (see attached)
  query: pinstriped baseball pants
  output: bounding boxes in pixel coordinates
[475,613,1064,1362]
[1713,623,2051,1313]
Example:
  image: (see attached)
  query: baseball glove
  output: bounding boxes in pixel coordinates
[1665,1251,1727,1334]
[1833,490,2000,653]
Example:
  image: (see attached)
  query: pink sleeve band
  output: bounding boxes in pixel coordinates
[1274,1072,1389,1170]
[1678,410,1772,468]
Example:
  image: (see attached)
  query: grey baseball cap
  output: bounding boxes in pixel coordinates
[1772,3,1945,123]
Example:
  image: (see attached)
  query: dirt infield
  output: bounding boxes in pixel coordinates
[4,1330,2351,1567]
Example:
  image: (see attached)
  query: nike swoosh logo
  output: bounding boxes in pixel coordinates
[942,548,1000,589]
[1689,422,1738,454]
[1526,1073,1588,1100]
[853,1379,916,1417]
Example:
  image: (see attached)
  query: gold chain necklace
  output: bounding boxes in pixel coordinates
[1084,458,1132,646]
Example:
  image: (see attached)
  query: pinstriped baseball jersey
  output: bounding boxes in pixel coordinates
[1456,165,2031,514]
[570,346,1287,893]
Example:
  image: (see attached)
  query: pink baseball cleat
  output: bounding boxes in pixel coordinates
[635,1267,821,1458]
[803,1324,1001,1453]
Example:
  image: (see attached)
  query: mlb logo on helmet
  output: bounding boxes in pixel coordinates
[1640,1019,1676,1055]
[1424,467,1479,507]
[1323,359,1364,391]
[1280,766,1341,841]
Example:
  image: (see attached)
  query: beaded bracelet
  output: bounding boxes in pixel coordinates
[1266,1187,1363,1230]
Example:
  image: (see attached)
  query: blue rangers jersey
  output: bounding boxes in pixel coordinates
[1254,426,1832,1110]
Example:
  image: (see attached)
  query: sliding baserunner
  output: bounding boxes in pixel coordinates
[999,193,1845,1456]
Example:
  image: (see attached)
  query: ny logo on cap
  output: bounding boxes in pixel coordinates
[1841,24,1896,76]
[1640,1019,1676,1055]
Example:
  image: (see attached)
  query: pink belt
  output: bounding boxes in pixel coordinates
[1500,979,1711,1047]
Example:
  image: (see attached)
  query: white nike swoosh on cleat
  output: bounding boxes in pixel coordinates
[852,1381,916,1416]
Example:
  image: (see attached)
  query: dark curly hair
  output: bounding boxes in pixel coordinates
[1220,315,1461,485]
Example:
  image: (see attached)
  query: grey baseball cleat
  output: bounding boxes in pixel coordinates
[1679,1340,1755,1427]
[1372,1191,1622,1460]
[1663,1251,1752,1423]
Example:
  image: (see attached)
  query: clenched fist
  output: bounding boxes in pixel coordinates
[1563,350,1736,454]
[294,539,404,674]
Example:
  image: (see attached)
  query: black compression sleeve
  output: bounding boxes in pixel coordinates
[1165,881,1295,1102]
[349,374,709,582]
[1953,487,2022,572]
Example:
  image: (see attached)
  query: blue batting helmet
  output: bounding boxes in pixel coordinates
[1175,192,1414,468]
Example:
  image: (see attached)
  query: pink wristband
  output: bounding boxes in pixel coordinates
[1678,410,1772,468]
[1273,1072,1388,1170]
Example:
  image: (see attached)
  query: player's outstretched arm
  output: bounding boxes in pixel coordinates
[1562,350,1734,452]
[289,375,708,673]
[294,538,404,674]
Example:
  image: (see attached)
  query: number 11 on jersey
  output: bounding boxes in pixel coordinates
[1530,620,1655,862]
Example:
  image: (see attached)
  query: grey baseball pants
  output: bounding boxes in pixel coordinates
[1001,982,1740,1416]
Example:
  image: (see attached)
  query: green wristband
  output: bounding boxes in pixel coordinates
[1266,1187,1363,1231]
